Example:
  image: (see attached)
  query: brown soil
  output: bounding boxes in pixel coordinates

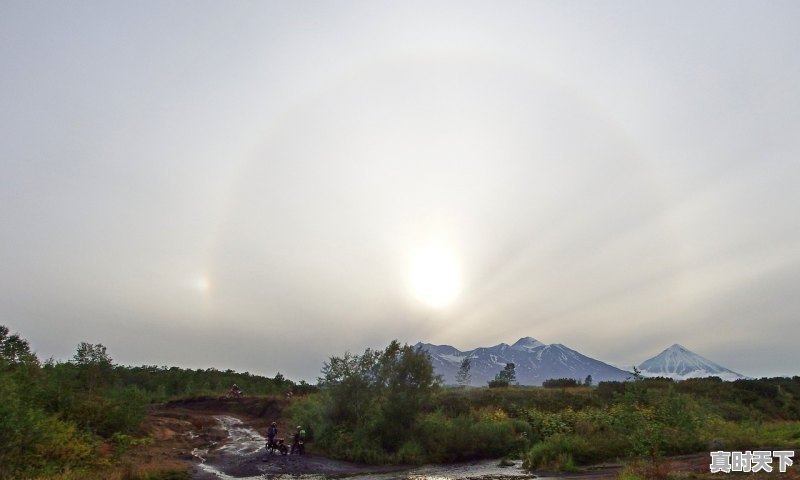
[134,394,403,479]
[126,395,288,478]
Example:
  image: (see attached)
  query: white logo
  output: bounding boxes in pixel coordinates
[710,450,794,473]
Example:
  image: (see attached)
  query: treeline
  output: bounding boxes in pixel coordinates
[115,365,309,401]
[451,375,800,421]
[0,325,301,479]
[291,340,800,471]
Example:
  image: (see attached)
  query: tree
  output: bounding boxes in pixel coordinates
[488,362,516,388]
[0,325,40,390]
[1,325,39,367]
[319,348,382,427]
[585,374,593,387]
[500,362,516,384]
[455,357,472,387]
[72,342,113,393]
[73,342,112,366]
[376,341,440,450]
[318,340,441,452]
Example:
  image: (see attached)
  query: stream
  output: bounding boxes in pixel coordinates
[191,415,540,480]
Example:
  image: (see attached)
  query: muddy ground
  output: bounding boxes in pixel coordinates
[139,395,724,480]
[142,395,409,478]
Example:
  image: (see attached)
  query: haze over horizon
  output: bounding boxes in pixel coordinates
[2,1,799,382]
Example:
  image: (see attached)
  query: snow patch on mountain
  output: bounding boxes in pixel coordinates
[511,336,545,350]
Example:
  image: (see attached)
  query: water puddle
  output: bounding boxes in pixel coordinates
[191,415,259,479]
[191,415,538,479]
[215,416,266,456]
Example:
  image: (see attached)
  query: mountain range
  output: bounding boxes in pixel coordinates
[416,337,631,386]
[416,337,744,386]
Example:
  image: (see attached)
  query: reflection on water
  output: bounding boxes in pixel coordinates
[216,416,266,456]
[196,464,537,480]
[192,415,538,480]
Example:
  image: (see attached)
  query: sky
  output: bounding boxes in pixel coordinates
[1,1,799,381]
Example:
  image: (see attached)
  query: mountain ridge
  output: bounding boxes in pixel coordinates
[417,338,746,385]
[416,337,631,386]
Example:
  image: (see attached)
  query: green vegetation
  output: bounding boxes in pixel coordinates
[488,362,517,388]
[5,326,799,477]
[0,325,302,479]
[542,377,581,388]
[289,340,454,463]
[292,339,800,471]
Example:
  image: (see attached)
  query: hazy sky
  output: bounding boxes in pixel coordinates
[2,1,799,381]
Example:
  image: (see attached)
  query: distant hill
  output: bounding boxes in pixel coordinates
[638,344,746,381]
[416,337,631,386]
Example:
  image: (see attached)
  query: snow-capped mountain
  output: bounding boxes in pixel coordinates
[417,337,631,386]
[638,344,745,381]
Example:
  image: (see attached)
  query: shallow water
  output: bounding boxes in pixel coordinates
[216,416,267,456]
[192,416,539,480]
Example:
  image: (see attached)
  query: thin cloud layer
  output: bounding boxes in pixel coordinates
[1,1,798,380]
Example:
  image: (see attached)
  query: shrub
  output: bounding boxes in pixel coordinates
[524,434,592,470]
[543,378,580,388]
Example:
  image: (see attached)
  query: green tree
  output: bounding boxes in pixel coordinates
[455,357,472,387]
[317,341,440,454]
[0,327,96,478]
[1,325,39,367]
[319,348,382,428]
[72,342,113,393]
[376,341,440,449]
[0,325,41,400]
[488,363,516,388]
[584,374,593,387]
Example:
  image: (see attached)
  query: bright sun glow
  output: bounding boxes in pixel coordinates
[409,246,461,308]
[193,275,210,294]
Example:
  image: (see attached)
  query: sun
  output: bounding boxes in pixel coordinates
[193,275,210,294]
[409,246,461,308]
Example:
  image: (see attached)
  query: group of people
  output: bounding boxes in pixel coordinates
[223,384,306,456]
[266,421,306,456]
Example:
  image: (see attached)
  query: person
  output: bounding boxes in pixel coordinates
[229,384,242,397]
[291,425,306,455]
[266,422,278,452]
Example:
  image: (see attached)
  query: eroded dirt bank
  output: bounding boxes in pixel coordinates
[143,395,408,478]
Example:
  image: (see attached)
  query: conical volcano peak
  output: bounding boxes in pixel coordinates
[639,344,745,380]
[512,337,545,349]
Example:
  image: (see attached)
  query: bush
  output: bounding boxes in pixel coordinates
[543,378,580,388]
[414,408,526,463]
[396,441,425,464]
[524,434,591,470]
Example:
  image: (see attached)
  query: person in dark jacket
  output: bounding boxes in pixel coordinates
[266,422,278,452]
